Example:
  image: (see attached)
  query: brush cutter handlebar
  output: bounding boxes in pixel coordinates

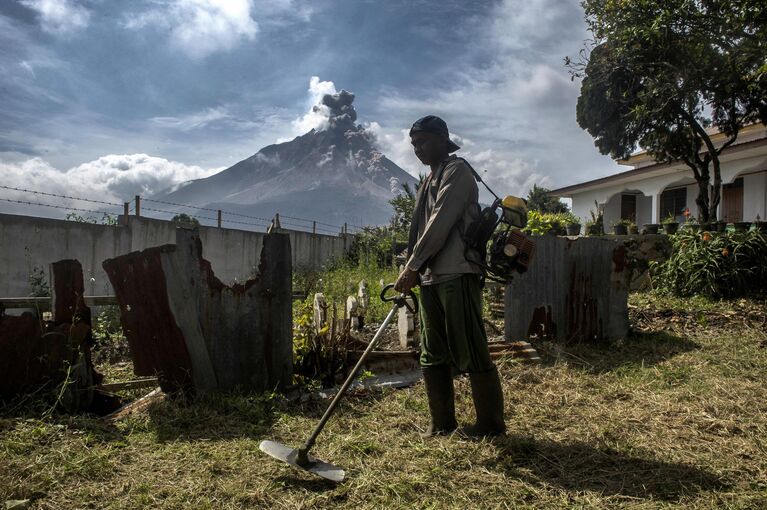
[380,284,418,314]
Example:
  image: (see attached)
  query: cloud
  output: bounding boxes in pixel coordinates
[20,0,90,35]
[370,0,620,195]
[0,154,222,217]
[150,106,259,131]
[123,0,259,58]
[287,76,338,137]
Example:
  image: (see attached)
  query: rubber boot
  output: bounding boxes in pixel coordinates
[460,366,506,437]
[420,365,458,438]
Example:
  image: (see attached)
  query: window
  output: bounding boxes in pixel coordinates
[660,187,687,221]
[620,194,637,221]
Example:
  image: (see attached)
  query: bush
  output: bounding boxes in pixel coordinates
[650,229,767,298]
[523,211,579,236]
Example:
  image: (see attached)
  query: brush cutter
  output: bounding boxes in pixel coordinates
[259,284,418,483]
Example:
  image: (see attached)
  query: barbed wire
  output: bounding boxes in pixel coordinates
[1,186,368,234]
[0,185,124,208]
[0,197,118,217]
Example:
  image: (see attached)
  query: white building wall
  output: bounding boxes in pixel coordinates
[569,152,767,224]
[743,171,767,222]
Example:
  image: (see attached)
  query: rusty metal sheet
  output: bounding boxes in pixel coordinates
[505,236,630,344]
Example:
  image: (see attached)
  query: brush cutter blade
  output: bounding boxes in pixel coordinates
[259,440,345,483]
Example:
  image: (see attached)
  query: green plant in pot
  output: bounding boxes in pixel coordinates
[585,201,604,235]
[612,218,631,235]
[563,211,581,236]
[661,213,679,234]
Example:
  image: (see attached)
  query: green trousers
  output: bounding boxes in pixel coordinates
[418,274,494,374]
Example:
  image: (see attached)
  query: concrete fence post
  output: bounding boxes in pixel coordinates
[134,195,141,217]
[123,202,129,225]
[217,209,222,228]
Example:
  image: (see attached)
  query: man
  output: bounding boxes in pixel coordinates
[394,115,505,438]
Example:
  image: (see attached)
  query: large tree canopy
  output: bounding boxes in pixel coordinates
[572,0,766,222]
[526,184,570,213]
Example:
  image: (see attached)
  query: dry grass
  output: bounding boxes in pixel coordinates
[2,294,766,509]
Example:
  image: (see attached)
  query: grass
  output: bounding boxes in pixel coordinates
[2,294,767,509]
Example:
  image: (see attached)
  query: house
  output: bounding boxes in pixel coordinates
[550,124,767,228]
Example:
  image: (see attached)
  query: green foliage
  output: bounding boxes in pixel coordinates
[91,306,129,364]
[291,300,348,389]
[571,0,767,222]
[388,176,425,242]
[523,211,578,236]
[309,259,399,324]
[28,265,50,297]
[525,184,569,213]
[650,229,767,298]
[171,213,200,227]
[348,226,397,267]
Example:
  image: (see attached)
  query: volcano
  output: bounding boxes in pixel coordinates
[157,90,417,231]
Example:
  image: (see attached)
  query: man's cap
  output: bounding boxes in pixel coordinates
[409,115,460,153]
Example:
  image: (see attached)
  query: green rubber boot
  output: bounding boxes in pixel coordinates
[420,365,458,438]
[460,366,506,437]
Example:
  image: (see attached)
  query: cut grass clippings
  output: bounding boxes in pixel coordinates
[2,294,767,509]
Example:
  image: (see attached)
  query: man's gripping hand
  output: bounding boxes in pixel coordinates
[394,267,419,294]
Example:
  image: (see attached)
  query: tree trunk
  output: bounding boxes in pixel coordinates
[709,154,722,222]
[695,178,711,223]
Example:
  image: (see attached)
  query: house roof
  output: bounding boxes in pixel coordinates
[550,124,767,197]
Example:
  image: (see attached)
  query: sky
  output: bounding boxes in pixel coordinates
[0,0,621,221]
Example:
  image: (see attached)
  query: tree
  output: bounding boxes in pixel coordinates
[388,175,426,241]
[526,184,570,213]
[570,0,766,222]
[172,213,200,227]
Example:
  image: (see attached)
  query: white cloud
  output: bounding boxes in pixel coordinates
[287,76,338,137]
[0,155,222,217]
[123,0,259,58]
[20,0,90,35]
[150,106,259,131]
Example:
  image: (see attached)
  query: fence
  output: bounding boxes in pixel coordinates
[0,185,366,235]
[0,212,352,298]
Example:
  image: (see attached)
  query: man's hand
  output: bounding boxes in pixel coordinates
[394,267,419,294]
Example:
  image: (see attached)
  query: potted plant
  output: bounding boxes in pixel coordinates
[643,223,660,234]
[661,213,679,234]
[612,218,630,235]
[628,223,639,235]
[714,221,727,232]
[563,212,581,236]
[585,201,604,236]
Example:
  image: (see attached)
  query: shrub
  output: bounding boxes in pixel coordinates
[650,229,767,298]
[523,211,578,236]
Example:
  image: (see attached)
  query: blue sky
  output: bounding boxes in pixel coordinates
[0,0,620,216]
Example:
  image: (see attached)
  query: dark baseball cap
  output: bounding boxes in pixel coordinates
[409,115,461,153]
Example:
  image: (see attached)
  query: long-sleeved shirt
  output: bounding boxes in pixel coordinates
[406,155,482,285]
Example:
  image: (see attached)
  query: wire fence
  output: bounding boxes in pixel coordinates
[0,185,366,235]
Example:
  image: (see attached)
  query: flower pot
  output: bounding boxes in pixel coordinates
[714,221,727,232]
[662,222,679,234]
[566,224,581,236]
[586,225,601,236]
[700,222,712,232]
[643,223,660,235]
[613,224,628,235]
[629,225,639,235]
[734,221,751,232]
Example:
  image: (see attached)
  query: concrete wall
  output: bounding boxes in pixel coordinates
[0,213,351,297]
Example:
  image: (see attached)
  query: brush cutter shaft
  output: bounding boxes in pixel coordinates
[301,304,399,452]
